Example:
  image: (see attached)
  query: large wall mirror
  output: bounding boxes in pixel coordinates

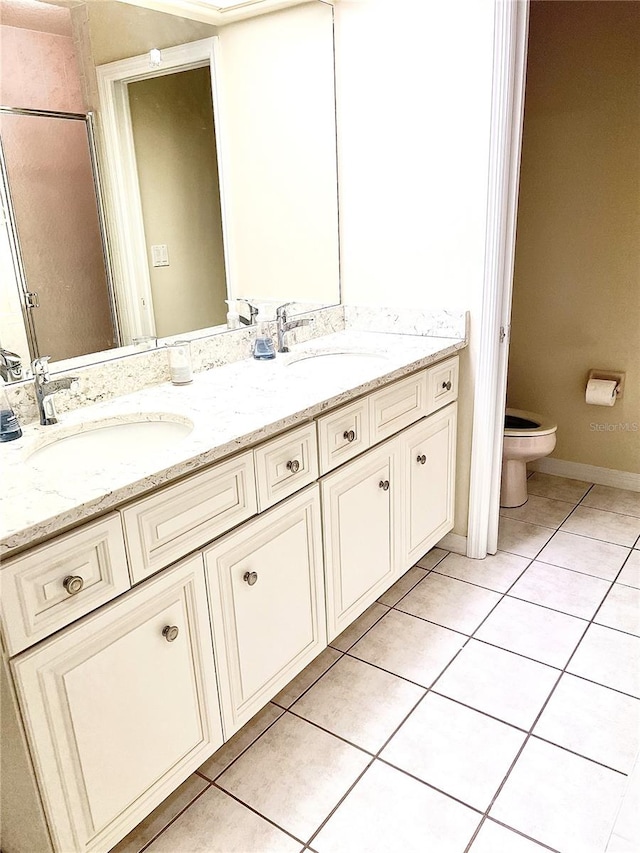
[0,0,340,382]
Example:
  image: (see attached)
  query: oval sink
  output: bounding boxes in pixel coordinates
[286,350,389,374]
[27,417,193,471]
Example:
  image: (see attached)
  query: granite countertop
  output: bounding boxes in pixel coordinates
[1,330,466,557]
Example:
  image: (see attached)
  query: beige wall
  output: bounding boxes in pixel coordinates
[217,1,339,305]
[128,68,227,337]
[80,1,218,65]
[508,0,640,475]
[334,0,497,537]
[71,0,219,111]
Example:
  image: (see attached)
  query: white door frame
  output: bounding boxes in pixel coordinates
[96,38,231,344]
[467,0,530,559]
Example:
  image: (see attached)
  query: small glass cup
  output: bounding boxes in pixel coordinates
[166,340,192,385]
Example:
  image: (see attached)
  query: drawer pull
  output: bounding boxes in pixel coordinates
[343,429,356,443]
[162,625,179,642]
[379,479,390,491]
[243,571,258,586]
[417,454,427,465]
[63,575,84,595]
[286,459,300,474]
[442,380,452,391]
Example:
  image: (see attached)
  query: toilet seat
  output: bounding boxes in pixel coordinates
[504,408,557,438]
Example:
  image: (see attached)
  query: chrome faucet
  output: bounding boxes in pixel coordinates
[32,357,79,426]
[276,303,314,353]
[0,348,22,382]
[238,300,259,326]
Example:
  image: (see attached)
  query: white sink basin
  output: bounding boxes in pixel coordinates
[286,350,389,374]
[26,417,193,471]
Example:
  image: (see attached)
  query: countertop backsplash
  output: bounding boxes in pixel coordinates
[7,306,467,426]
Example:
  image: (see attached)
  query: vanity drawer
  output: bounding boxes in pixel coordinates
[254,423,318,511]
[426,355,459,414]
[0,514,130,656]
[317,397,370,474]
[122,451,257,583]
[369,370,427,444]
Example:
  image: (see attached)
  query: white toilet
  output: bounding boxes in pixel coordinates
[501,408,557,507]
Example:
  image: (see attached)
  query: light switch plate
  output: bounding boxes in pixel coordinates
[151,244,169,267]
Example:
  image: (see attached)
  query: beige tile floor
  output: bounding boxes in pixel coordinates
[113,475,640,853]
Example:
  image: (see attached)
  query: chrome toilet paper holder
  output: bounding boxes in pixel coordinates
[587,369,625,399]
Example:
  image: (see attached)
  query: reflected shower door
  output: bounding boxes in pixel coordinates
[1,111,117,361]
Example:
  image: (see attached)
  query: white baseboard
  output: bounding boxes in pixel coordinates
[530,458,640,493]
[437,532,468,555]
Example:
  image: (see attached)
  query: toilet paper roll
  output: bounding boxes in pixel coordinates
[585,378,617,406]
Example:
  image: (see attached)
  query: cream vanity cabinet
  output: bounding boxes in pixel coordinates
[2,352,459,853]
[322,440,401,638]
[10,555,223,853]
[321,360,458,640]
[204,486,325,736]
[401,404,457,568]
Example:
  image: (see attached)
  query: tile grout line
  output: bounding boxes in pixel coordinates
[136,783,214,853]
[200,708,289,785]
[560,669,640,702]
[461,501,594,852]
[462,486,640,852]
[284,705,379,757]
[375,755,486,815]
[414,562,620,624]
[529,734,629,776]
[528,554,631,584]
[302,681,435,849]
[503,491,640,521]
[480,816,562,852]
[328,600,393,654]
[211,781,308,848]
[271,650,346,712]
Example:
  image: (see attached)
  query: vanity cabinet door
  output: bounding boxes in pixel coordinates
[401,404,457,570]
[205,486,325,737]
[11,555,223,853]
[322,439,401,640]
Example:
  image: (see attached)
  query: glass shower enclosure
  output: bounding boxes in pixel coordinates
[0,106,120,368]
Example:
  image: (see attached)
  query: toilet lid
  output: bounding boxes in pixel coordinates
[504,408,557,437]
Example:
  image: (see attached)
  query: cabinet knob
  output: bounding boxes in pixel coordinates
[379,479,390,491]
[243,571,258,586]
[162,625,179,642]
[286,459,300,474]
[417,454,427,465]
[442,380,452,391]
[343,429,356,443]
[63,575,84,595]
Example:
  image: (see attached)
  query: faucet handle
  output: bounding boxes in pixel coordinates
[32,356,51,380]
[244,300,259,320]
[238,299,259,325]
[276,302,294,323]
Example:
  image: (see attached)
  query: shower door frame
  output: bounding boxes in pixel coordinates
[0,106,121,361]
